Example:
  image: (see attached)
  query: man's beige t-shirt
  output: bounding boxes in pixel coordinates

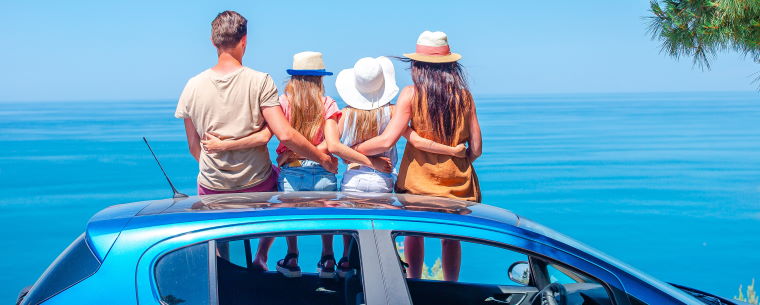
[175,67,279,191]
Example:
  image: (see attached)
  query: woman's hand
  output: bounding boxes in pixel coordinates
[451,144,467,158]
[370,156,393,173]
[201,132,228,153]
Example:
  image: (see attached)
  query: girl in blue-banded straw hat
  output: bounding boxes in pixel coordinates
[271,51,410,279]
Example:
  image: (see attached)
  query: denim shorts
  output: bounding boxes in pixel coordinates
[278,160,337,192]
[341,166,395,193]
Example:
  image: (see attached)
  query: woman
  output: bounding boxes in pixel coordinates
[331,56,465,276]
[334,56,466,193]
[355,31,482,281]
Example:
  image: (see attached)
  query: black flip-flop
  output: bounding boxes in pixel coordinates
[250,262,267,272]
[317,254,337,279]
[276,253,301,278]
[399,259,409,276]
[337,256,354,278]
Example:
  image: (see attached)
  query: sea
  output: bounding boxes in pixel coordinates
[1,91,758,303]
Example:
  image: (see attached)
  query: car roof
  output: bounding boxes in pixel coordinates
[137,192,518,224]
[85,192,522,259]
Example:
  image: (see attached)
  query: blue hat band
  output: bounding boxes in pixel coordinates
[286,69,333,76]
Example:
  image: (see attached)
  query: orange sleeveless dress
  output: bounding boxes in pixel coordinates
[395,97,482,202]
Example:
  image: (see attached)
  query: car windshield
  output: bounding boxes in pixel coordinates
[516,217,705,305]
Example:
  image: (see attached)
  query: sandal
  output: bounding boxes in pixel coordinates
[276,253,301,278]
[317,254,337,279]
[399,259,409,276]
[250,261,267,272]
[337,257,354,278]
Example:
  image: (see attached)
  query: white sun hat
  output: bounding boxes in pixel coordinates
[403,30,462,63]
[335,56,399,110]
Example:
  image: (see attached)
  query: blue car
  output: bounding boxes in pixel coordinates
[17,192,745,305]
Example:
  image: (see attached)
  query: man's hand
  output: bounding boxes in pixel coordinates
[201,132,229,153]
[370,156,393,173]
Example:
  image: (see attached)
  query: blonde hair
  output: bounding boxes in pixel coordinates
[342,106,388,143]
[284,75,325,141]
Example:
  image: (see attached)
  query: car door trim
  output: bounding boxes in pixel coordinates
[372,229,414,305]
[207,240,219,305]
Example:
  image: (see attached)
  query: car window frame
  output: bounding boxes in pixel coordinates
[136,219,384,305]
[370,219,631,305]
[389,231,539,287]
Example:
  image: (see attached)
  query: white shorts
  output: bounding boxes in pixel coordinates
[340,167,395,193]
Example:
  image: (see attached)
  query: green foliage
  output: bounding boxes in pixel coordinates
[736,279,759,304]
[647,0,760,72]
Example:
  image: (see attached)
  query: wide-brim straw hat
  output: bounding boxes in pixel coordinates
[286,51,334,76]
[403,30,462,63]
[336,56,399,110]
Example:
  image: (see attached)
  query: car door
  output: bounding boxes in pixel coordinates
[135,218,389,305]
[371,219,631,305]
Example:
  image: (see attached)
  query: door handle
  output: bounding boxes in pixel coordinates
[484,296,511,304]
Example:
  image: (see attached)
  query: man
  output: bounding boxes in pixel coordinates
[174,10,337,268]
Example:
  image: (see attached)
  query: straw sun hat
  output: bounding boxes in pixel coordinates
[336,56,399,110]
[403,30,462,63]
[286,51,333,76]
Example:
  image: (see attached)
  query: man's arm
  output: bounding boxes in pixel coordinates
[183,118,201,162]
[201,126,272,153]
[261,106,337,173]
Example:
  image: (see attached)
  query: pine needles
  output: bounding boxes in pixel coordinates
[647,0,760,84]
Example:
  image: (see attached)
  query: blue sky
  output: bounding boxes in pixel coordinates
[0,0,756,102]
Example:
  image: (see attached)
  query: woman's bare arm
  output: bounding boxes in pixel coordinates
[324,118,392,173]
[262,106,337,173]
[354,86,414,155]
[201,126,273,153]
[403,127,467,158]
[467,101,482,161]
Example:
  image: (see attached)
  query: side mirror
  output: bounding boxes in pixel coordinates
[508,261,531,285]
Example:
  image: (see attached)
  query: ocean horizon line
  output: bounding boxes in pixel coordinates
[0,90,756,104]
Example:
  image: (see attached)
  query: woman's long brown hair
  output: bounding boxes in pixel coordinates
[408,59,473,146]
[284,75,325,141]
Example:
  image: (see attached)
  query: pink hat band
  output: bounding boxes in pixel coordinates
[415,44,451,56]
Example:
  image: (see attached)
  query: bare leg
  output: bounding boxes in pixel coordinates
[253,237,274,270]
[321,234,335,268]
[404,236,424,279]
[441,239,461,281]
[285,235,299,267]
[342,235,352,258]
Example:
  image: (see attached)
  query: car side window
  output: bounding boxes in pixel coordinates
[154,242,209,305]
[394,234,535,305]
[547,263,588,284]
[395,234,530,285]
[22,235,101,305]
[215,233,364,305]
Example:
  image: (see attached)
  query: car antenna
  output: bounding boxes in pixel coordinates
[142,137,188,198]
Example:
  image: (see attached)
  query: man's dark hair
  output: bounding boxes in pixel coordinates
[211,10,247,49]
